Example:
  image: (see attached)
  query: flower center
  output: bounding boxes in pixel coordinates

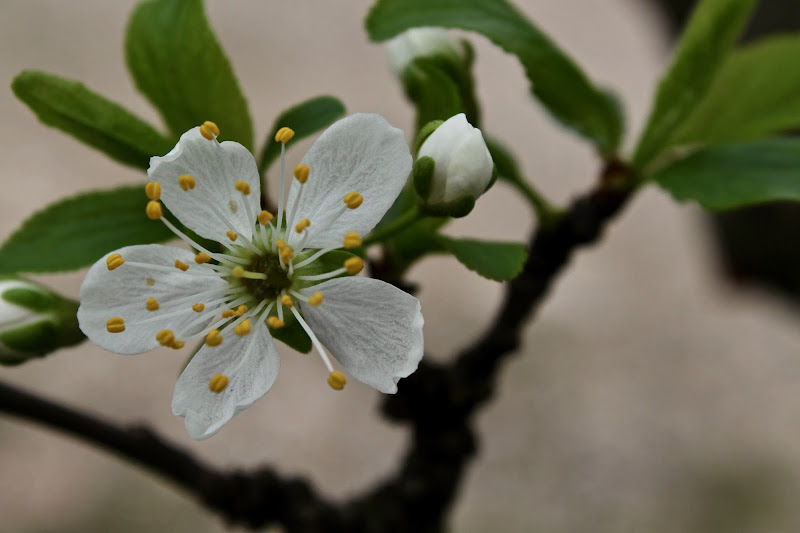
[240,252,291,301]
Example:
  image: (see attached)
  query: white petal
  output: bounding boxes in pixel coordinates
[298,276,423,393]
[148,127,261,242]
[286,114,412,249]
[78,245,228,355]
[443,128,494,201]
[171,321,280,440]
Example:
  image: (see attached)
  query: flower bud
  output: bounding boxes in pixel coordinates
[414,113,495,217]
[0,278,84,365]
[386,27,462,77]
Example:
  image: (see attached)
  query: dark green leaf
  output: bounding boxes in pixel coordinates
[403,59,464,132]
[437,235,527,281]
[669,35,800,147]
[257,96,346,174]
[0,186,173,274]
[11,70,174,168]
[653,138,800,210]
[633,0,757,166]
[366,0,623,155]
[125,0,253,149]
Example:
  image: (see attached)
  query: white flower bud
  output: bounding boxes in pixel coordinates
[386,27,462,76]
[0,278,83,365]
[415,113,495,217]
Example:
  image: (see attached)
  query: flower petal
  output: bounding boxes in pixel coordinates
[78,245,228,355]
[298,276,423,393]
[171,321,280,440]
[286,114,412,249]
[148,127,261,242]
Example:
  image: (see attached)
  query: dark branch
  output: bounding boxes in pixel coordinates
[0,161,634,532]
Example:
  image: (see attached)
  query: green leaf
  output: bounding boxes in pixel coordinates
[669,35,800,147]
[11,70,174,168]
[257,96,346,175]
[403,59,464,133]
[366,0,624,155]
[437,235,527,281]
[125,0,253,149]
[652,138,800,210]
[0,186,173,274]
[633,0,757,167]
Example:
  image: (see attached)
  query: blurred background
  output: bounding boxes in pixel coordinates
[2,0,800,531]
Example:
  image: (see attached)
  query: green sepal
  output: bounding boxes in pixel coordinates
[436,236,527,281]
[267,307,311,354]
[419,194,476,219]
[414,120,444,155]
[412,156,435,201]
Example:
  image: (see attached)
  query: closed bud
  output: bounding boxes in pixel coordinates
[0,278,84,365]
[415,113,495,217]
[386,27,463,77]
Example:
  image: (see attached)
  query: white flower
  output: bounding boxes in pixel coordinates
[386,27,462,76]
[417,113,494,211]
[78,114,423,440]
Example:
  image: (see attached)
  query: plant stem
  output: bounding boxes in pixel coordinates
[363,206,425,246]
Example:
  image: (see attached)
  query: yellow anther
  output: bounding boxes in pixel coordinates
[178,174,196,191]
[174,259,189,272]
[295,218,310,234]
[106,317,125,333]
[344,257,364,275]
[235,180,251,195]
[206,329,223,347]
[258,210,274,225]
[235,305,248,317]
[232,266,245,278]
[192,303,205,313]
[221,309,235,318]
[234,318,251,336]
[343,192,363,209]
[327,371,347,391]
[226,230,238,242]
[293,164,310,184]
[156,329,175,346]
[209,373,229,393]
[145,182,161,201]
[274,126,295,143]
[168,340,185,350]
[194,252,211,264]
[106,253,125,270]
[146,297,159,311]
[146,200,163,220]
[280,248,294,264]
[308,292,324,307]
[342,232,362,249]
[267,316,285,329]
[275,240,286,249]
[280,295,293,308]
[199,121,219,140]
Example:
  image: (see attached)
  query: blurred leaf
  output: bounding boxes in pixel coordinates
[11,70,174,168]
[403,58,464,132]
[125,0,253,149]
[0,186,173,274]
[437,236,527,281]
[366,0,624,155]
[633,0,757,166]
[257,96,346,175]
[669,35,800,146]
[653,138,800,210]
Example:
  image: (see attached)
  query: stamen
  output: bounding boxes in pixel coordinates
[285,164,311,231]
[206,329,223,347]
[221,309,235,318]
[274,127,295,143]
[308,292,324,306]
[345,257,364,275]
[293,247,337,270]
[293,164,310,183]
[194,252,211,264]
[276,240,286,249]
[231,266,267,280]
[295,218,310,234]
[200,121,220,140]
[174,259,190,272]
[235,305,248,317]
[146,297,159,311]
[168,340,185,350]
[178,174,196,191]
[145,182,161,201]
[226,230,238,242]
[209,373,228,393]
[258,210,274,225]
[234,318,251,336]
[146,201,163,220]
[344,192,363,209]
[106,253,125,270]
[156,329,175,346]
[327,371,346,391]
[289,306,334,372]
[343,232,362,249]
[192,303,205,313]
[295,268,346,282]
[106,317,125,333]
[157,214,246,267]
[280,247,294,265]
[280,295,293,308]
[267,316,285,329]
[235,180,251,195]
